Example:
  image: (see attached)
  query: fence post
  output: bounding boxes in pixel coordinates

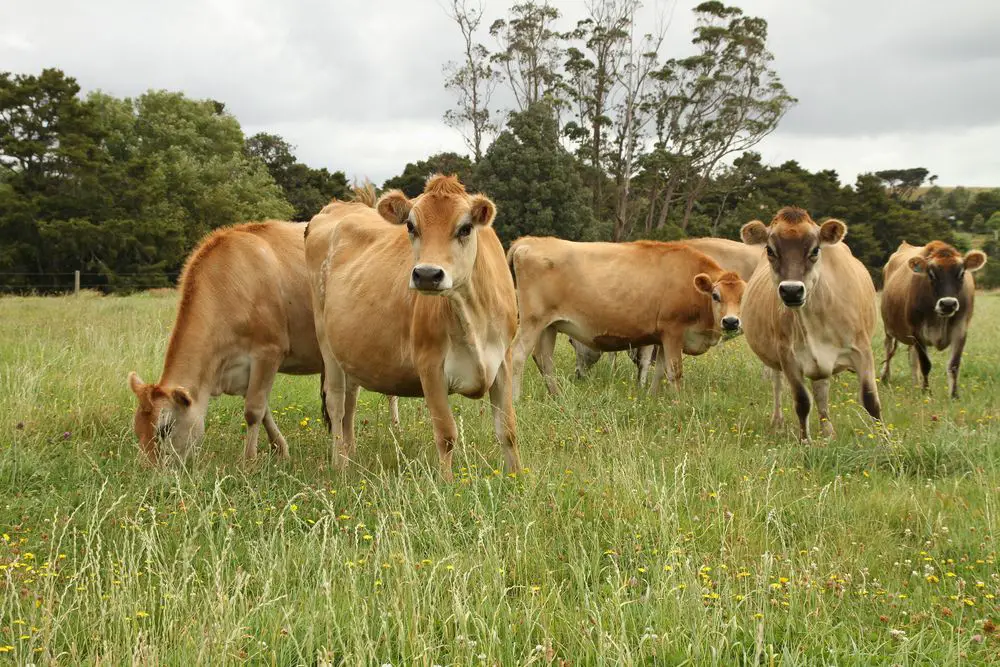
[74,270,80,296]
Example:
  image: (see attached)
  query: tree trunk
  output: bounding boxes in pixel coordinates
[655,179,676,230]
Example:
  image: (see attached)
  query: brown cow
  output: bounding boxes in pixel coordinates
[880,240,987,398]
[128,220,399,464]
[570,236,764,383]
[740,207,881,440]
[306,174,521,480]
[507,237,747,398]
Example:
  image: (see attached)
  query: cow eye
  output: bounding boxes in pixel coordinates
[927,268,936,281]
[809,247,820,260]
[405,220,417,236]
[766,246,776,258]
[712,291,721,302]
[456,224,472,239]
[958,269,965,281]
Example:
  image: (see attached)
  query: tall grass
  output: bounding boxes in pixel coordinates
[0,293,997,664]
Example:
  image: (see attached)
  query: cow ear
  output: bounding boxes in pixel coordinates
[693,273,714,295]
[964,250,987,272]
[469,194,497,227]
[740,220,768,246]
[819,219,847,246]
[170,387,193,409]
[128,371,145,395]
[376,190,412,225]
[908,256,926,274]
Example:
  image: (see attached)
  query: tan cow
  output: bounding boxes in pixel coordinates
[306,174,521,480]
[507,237,747,398]
[570,236,764,382]
[127,220,399,464]
[740,207,881,440]
[880,240,987,398]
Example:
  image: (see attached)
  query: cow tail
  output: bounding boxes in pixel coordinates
[319,358,332,433]
[506,241,525,287]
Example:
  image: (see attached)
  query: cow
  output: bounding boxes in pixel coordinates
[507,237,747,398]
[306,174,521,480]
[568,236,763,385]
[127,220,398,465]
[740,207,881,440]
[879,240,987,398]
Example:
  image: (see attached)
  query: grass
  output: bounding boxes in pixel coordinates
[0,292,998,665]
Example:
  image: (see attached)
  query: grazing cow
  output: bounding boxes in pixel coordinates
[740,207,881,440]
[306,174,521,480]
[880,241,987,398]
[507,237,747,398]
[128,220,399,464]
[570,237,764,383]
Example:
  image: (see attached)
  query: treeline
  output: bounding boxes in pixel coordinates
[0,69,347,292]
[2,1,998,293]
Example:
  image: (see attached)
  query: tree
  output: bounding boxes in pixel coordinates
[490,2,565,112]
[988,211,1000,241]
[0,71,294,292]
[382,152,475,198]
[443,0,500,161]
[562,1,632,212]
[873,167,931,201]
[0,69,107,279]
[245,131,348,220]
[643,2,794,232]
[474,102,595,243]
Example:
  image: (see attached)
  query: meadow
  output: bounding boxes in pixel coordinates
[1,292,998,665]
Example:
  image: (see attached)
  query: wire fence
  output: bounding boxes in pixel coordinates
[0,271,181,295]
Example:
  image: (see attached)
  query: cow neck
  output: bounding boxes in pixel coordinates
[443,278,487,351]
[157,297,222,397]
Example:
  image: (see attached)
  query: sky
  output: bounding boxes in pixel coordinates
[2,0,999,187]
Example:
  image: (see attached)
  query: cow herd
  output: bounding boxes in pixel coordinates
[127,174,987,478]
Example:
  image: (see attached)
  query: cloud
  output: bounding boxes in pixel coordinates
[1,0,997,185]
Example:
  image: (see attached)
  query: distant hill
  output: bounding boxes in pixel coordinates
[909,185,997,200]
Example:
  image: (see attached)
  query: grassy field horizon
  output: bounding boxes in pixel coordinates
[1,292,998,664]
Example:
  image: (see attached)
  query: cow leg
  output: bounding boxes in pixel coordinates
[419,368,458,482]
[321,357,350,469]
[880,335,898,384]
[782,364,812,441]
[914,343,932,392]
[262,407,289,459]
[242,354,282,460]
[342,380,360,459]
[530,325,560,396]
[489,351,522,474]
[770,368,784,430]
[854,346,882,421]
[388,395,400,427]
[812,378,835,438]
[510,319,546,400]
[571,338,601,379]
[652,335,683,395]
[947,333,967,399]
[635,346,655,388]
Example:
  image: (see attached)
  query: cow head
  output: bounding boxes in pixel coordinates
[741,207,846,309]
[695,271,746,334]
[908,241,986,318]
[128,371,203,464]
[376,174,496,295]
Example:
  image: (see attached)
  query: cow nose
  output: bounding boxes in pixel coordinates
[778,281,806,306]
[936,297,959,316]
[411,264,446,289]
[722,316,741,332]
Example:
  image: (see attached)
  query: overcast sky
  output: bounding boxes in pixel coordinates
[2,0,999,187]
